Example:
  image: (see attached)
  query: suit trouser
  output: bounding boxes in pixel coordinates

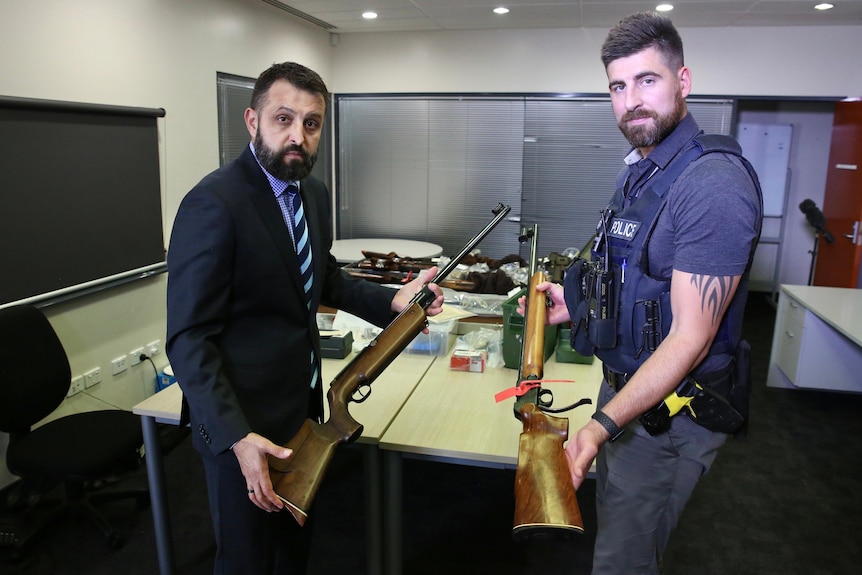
[202,455,313,575]
[592,380,728,575]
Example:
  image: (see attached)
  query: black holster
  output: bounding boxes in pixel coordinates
[639,340,751,437]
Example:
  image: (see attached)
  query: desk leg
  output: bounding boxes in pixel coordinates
[141,415,176,575]
[363,445,383,575]
[382,450,403,575]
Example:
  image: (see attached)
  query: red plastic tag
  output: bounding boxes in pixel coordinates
[494,379,574,403]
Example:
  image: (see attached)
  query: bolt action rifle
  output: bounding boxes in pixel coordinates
[505,225,586,540]
[269,203,512,526]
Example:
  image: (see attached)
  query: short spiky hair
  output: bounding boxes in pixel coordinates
[600,12,684,71]
[250,62,330,111]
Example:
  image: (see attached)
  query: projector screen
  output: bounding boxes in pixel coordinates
[0,95,167,309]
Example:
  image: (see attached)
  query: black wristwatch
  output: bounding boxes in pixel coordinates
[592,409,625,442]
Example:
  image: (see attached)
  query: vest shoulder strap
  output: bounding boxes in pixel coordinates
[694,133,742,156]
[647,133,743,200]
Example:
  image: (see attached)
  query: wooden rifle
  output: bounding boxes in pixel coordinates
[269,203,512,525]
[510,224,584,540]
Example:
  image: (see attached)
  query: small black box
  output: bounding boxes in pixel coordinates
[320,330,353,359]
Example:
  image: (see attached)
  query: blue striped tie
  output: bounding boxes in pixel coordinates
[287,183,318,389]
[288,183,313,308]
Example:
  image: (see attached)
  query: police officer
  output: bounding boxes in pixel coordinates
[524,12,763,574]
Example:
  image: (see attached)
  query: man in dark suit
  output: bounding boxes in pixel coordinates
[166,62,443,575]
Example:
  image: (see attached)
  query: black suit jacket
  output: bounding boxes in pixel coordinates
[166,147,395,465]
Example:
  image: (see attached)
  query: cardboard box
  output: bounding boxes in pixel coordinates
[449,349,487,372]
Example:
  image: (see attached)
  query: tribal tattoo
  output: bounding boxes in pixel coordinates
[690,274,733,325]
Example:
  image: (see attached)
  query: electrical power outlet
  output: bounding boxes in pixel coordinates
[68,375,85,397]
[146,339,162,356]
[130,347,145,366]
[84,367,102,388]
[111,355,128,375]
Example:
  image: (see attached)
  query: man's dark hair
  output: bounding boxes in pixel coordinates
[250,62,330,111]
[600,12,684,71]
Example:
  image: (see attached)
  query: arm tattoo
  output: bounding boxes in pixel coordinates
[690,274,733,325]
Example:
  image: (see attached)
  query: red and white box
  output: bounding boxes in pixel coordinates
[449,349,487,373]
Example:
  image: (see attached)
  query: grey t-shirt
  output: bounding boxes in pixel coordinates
[647,152,762,281]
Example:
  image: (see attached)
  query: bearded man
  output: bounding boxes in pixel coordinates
[166,62,442,575]
[525,13,763,574]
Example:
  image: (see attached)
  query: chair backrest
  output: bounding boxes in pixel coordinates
[0,305,72,433]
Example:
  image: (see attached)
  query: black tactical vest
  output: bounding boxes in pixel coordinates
[564,134,763,378]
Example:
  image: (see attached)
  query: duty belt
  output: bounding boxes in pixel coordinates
[602,364,629,392]
[601,362,745,436]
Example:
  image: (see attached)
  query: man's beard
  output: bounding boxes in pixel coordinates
[618,92,687,149]
[254,130,317,181]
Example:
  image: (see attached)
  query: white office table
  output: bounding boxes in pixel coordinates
[378,355,603,575]
[132,352,436,575]
[331,238,443,264]
[767,285,862,392]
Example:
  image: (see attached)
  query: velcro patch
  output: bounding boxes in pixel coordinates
[608,219,641,240]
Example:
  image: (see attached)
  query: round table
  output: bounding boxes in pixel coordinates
[331,238,443,264]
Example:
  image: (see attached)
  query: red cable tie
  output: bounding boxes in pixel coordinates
[494,379,575,403]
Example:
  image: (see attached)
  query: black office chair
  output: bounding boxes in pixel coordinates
[0,304,148,556]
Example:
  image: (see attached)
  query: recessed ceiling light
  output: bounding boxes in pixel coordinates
[493,7,510,16]
[656,4,674,12]
[362,11,378,20]
[814,3,834,10]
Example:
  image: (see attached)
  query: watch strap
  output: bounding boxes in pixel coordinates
[592,409,625,442]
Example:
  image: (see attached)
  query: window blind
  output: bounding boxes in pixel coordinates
[336,94,735,262]
[337,97,523,259]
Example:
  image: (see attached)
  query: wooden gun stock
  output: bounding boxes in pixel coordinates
[269,203,512,525]
[511,269,584,540]
[269,304,427,525]
[513,403,584,539]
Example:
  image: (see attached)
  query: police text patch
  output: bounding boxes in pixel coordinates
[608,218,641,241]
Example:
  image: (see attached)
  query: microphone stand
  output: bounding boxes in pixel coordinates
[807,232,821,286]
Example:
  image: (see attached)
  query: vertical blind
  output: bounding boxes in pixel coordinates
[337,97,523,259]
[217,73,256,166]
[336,95,735,261]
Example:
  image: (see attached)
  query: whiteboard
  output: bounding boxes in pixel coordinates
[737,123,793,217]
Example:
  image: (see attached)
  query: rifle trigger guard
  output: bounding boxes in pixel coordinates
[351,383,372,404]
[537,387,554,409]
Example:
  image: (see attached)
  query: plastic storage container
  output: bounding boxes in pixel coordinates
[502,288,557,369]
[405,320,457,356]
[556,328,595,364]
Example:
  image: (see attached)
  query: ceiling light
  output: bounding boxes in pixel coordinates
[362,11,378,20]
[493,7,510,15]
[814,3,834,10]
[656,4,674,12]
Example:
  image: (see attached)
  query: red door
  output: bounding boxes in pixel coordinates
[813,100,862,288]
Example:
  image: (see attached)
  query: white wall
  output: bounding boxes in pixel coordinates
[0,0,330,488]
[329,26,862,97]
